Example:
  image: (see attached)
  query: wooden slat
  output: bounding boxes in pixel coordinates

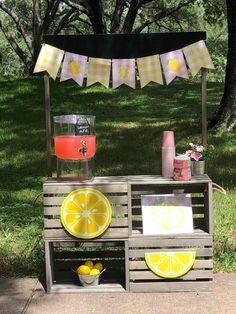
[131,229,208,237]
[44,176,128,185]
[54,249,124,259]
[45,227,128,239]
[44,195,128,206]
[128,248,213,258]
[128,174,211,184]
[44,218,128,228]
[129,270,213,281]
[129,259,213,270]
[50,282,126,293]
[43,184,128,194]
[129,281,213,292]
[128,236,212,248]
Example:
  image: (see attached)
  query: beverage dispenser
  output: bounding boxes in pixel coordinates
[53,115,96,179]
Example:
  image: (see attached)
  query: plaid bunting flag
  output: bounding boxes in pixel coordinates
[60,52,87,86]
[183,40,214,77]
[33,44,64,79]
[112,59,136,89]
[160,49,189,85]
[137,55,163,87]
[87,58,111,88]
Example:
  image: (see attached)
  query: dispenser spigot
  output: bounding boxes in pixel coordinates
[79,140,87,156]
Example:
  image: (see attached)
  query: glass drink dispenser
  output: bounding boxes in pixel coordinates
[53,115,96,179]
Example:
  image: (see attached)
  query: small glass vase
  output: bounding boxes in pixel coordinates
[191,160,205,175]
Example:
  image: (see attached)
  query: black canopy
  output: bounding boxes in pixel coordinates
[43,32,206,59]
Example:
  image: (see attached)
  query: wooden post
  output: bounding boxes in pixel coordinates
[201,68,207,146]
[44,73,52,177]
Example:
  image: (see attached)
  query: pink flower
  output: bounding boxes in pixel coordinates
[191,152,202,161]
[185,150,193,157]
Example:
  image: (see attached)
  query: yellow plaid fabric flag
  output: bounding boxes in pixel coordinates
[137,55,163,87]
[33,44,64,79]
[183,40,214,77]
[87,58,111,88]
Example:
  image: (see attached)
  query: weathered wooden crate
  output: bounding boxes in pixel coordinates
[43,176,129,240]
[43,175,213,293]
[128,175,213,236]
[128,234,213,292]
[45,239,128,293]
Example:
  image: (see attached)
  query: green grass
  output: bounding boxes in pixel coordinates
[0,76,235,276]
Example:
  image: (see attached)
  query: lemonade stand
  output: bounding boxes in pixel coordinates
[35,32,214,293]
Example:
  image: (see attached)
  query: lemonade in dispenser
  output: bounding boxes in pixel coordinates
[54,115,96,179]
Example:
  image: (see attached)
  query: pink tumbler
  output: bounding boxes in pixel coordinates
[162,131,175,178]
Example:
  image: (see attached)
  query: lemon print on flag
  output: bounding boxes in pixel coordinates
[118,66,130,80]
[69,60,81,75]
[167,58,181,72]
[60,188,112,239]
[145,251,196,278]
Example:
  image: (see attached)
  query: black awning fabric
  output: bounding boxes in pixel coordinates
[43,32,206,59]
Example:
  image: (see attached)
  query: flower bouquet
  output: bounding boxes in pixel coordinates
[185,143,215,175]
[185,143,215,161]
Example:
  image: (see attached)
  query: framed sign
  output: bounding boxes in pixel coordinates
[141,194,193,235]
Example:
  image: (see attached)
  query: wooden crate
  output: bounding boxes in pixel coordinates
[43,175,213,293]
[128,175,213,236]
[45,239,129,293]
[43,176,129,240]
[128,234,213,292]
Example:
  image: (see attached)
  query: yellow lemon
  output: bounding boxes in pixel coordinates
[90,269,100,275]
[60,188,112,239]
[93,262,103,272]
[85,260,94,270]
[145,251,196,278]
[167,58,181,72]
[77,265,91,275]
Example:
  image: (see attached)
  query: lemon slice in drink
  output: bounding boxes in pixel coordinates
[61,188,112,239]
[145,251,196,278]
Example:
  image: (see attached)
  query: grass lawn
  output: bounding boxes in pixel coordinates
[0,76,235,277]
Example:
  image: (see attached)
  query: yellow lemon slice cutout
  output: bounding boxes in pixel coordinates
[145,251,196,278]
[61,188,112,239]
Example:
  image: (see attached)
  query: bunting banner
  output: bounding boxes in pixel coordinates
[112,59,136,89]
[87,58,111,88]
[137,55,163,87]
[60,52,87,86]
[160,49,189,85]
[34,44,64,80]
[34,40,214,87]
[183,40,215,77]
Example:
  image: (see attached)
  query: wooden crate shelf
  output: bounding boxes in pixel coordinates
[45,239,128,293]
[128,235,213,292]
[43,175,213,293]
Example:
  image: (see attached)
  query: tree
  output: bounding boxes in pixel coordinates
[0,1,83,73]
[209,0,236,132]
[0,0,196,74]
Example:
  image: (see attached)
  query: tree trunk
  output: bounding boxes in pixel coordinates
[87,0,106,33]
[209,0,236,132]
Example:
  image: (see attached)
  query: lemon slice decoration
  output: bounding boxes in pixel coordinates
[145,251,196,278]
[61,188,112,239]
